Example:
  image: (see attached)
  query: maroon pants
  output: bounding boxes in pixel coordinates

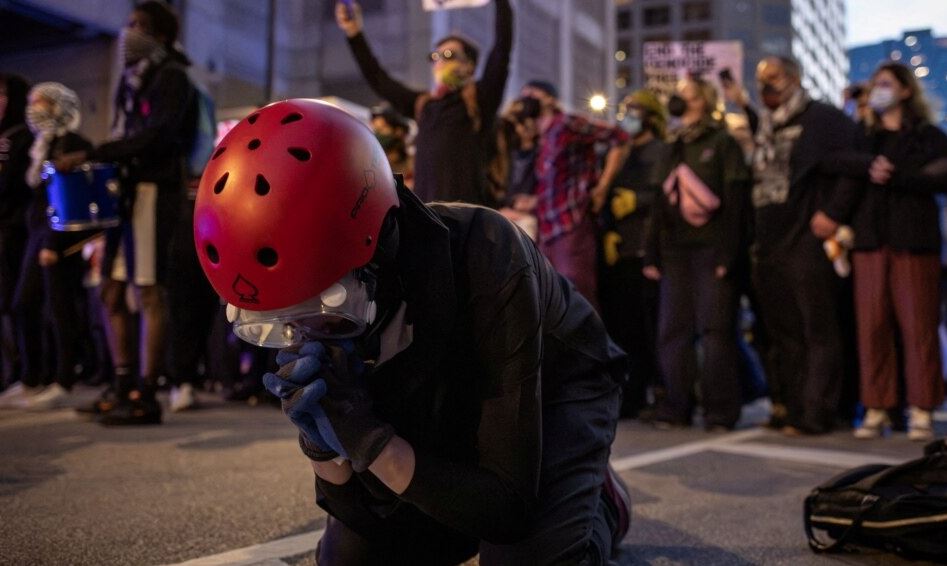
[853,248,944,410]
[540,218,600,312]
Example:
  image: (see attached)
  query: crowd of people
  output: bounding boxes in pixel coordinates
[0,0,945,438]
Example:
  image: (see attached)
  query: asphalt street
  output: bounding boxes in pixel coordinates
[0,385,943,566]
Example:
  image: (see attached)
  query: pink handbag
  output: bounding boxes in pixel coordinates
[662,163,720,227]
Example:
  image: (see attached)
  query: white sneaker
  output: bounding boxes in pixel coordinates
[854,408,891,439]
[907,406,934,442]
[24,383,71,410]
[0,382,44,409]
[170,383,196,412]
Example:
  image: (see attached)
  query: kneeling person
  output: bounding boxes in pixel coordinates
[194,99,631,565]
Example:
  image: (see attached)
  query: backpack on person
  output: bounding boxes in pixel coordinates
[187,81,217,180]
[804,438,947,561]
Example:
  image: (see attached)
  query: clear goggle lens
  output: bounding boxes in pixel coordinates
[227,271,377,348]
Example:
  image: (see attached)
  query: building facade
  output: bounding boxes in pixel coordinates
[614,0,847,105]
[848,28,947,131]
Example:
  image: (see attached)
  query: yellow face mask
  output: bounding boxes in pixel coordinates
[435,61,468,90]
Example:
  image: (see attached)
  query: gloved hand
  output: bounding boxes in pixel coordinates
[262,342,339,462]
[318,341,395,473]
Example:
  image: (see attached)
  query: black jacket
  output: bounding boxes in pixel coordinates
[834,122,947,253]
[91,52,196,190]
[0,123,33,229]
[346,0,512,206]
[646,120,751,270]
[753,100,858,258]
[316,184,625,544]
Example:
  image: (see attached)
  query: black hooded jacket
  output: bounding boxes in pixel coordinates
[0,74,33,229]
[317,184,625,544]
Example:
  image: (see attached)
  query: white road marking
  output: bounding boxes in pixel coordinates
[710,441,905,468]
[163,531,322,566]
[610,428,766,471]
[167,426,920,565]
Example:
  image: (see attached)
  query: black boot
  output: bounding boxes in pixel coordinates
[97,374,162,426]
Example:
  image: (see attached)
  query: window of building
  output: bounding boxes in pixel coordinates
[617,9,632,30]
[761,4,790,26]
[643,6,671,27]
[683,28,712,41]
[682,1,711,22]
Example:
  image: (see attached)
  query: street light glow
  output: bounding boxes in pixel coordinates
[589,94,607,112]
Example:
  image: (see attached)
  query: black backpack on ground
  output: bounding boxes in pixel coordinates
[804,439,947,562]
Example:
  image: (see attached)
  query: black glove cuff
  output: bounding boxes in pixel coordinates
[298,433,339,462]
[350,422,396,473]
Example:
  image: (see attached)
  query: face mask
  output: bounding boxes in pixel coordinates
[515,96,542,121]
[760,83,788,110]
[119,28,162,65]
[434,61,468,90]
[868,86,898,113]
[620,115,643,136]
[26,106,56,134]
[667,95,687,118]
[375,133,400,151]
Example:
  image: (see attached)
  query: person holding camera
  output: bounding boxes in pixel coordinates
[335,0,512,206]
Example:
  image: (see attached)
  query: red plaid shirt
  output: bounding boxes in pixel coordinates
[535,110,629,243]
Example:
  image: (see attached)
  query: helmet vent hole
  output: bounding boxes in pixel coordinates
[212,146,226,160]
[247,113,260,124]
[213,172,229,194]
[206,244,220,264]
[257,247,278,267]
[365,236,373,246]
[248,139,262,150]
[281,112,303,125]
[288,147,311,161]
[255,174,270,196]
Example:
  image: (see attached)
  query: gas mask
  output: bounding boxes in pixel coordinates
[227,270,378,348]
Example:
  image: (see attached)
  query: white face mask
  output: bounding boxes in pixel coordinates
[620,115,643,136]
[227,270,378,348]
[119,27,162,65]
[868,86,899,113]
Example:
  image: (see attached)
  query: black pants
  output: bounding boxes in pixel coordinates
[599,256,660,416]
[13,232,50,387]
[753,239,843,432]
[0,223,27,384]
[315,380,622,565]
[165,198,219,387]
[656,247,741,428]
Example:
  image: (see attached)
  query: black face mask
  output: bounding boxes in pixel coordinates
[515,96,542,121]
[667,95,687,118]
[760,83,786,110]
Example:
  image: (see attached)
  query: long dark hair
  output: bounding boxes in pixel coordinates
[871,62,933,128]
[0,73,29,133]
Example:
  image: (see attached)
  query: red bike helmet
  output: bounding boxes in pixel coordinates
[194,99,398,311]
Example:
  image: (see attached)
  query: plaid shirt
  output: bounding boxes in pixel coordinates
[535,110,629,244]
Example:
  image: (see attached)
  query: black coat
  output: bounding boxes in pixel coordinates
[316,184,625,544]
[840,123,947,253]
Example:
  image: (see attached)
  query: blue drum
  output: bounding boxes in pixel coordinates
[43,162,121,231]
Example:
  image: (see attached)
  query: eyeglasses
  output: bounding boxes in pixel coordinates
[429,49,466,63]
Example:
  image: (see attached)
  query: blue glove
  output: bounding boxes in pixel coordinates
[262,342,342,461]
[316,340,394,473]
